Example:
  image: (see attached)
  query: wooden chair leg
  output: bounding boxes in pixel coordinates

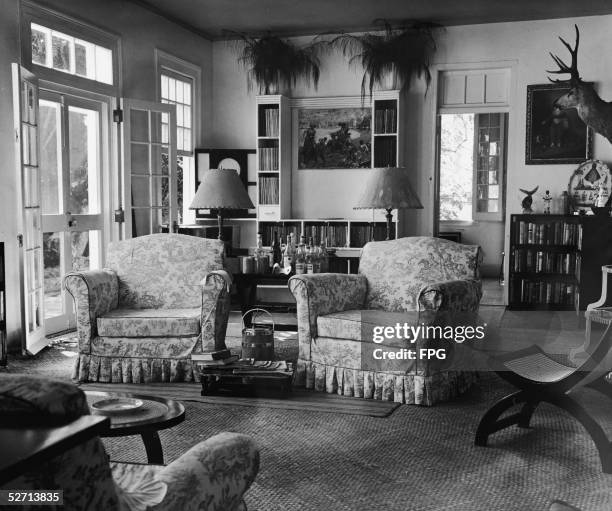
[517,400,539,428]
[475,390,527,446]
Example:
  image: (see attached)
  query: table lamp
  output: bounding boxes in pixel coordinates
[189,168,254,240]
[354,167,423,240]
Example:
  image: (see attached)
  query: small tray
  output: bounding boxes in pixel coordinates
[90,397,144,415]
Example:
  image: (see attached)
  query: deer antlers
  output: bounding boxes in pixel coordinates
[547,24,581,83]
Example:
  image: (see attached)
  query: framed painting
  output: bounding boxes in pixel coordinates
[194,148,256,219]
[297,107,372,169]
[525,83,593,165]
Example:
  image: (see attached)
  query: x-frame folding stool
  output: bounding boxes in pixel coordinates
[475,324,612,473]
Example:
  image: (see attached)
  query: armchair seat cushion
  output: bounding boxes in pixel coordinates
[317,309,420,344]
[97,308,201,337]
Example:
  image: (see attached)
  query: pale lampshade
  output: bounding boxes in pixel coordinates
[189,168,254,240]
[190,168,254,211]
[354,167,423,240]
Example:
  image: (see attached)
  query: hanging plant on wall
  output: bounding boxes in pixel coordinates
[228,33,322,94]
[331,20,442,99]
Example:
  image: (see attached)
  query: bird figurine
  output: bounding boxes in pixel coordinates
[520,186,539,213]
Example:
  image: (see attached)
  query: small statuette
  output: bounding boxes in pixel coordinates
[542,190,552,214]
[520,186,539,214]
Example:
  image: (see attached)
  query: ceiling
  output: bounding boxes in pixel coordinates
[131,0,612,40]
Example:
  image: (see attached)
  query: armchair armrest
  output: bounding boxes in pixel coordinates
[289,273,367,361]
[154,432,259,511]
[418,278,482,313]
[0,374,89,425]
[198,270,232,353]
[64,269,119,352]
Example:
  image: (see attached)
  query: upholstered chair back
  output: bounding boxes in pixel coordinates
[105,233,224,309]
[358,236,481,312]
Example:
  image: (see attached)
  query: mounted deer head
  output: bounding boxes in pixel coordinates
[548,25,612,144]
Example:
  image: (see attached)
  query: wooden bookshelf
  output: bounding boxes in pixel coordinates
[508,214,612,310]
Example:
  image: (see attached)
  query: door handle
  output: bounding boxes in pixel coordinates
[66,212,77,228]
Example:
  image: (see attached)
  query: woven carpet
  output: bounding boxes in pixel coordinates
[95,373,612,511]
[81,382,400,417]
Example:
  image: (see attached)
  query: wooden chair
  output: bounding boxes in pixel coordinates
[475,324,612,473]
[570,264,612,364]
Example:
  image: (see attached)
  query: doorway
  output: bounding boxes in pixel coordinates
[435,112,508,279]
[38,90,105,334]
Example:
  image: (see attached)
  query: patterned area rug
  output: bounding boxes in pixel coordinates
[97,373,612,511]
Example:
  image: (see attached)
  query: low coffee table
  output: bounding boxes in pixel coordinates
[84,391,185,464]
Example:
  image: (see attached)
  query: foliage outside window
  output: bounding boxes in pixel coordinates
[439,112,506,222]
[31,22,113,85]
[439,113,474,221]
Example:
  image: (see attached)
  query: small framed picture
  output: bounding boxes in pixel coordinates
[525,83,593,165]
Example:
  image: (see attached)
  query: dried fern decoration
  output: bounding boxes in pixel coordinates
[227,32,323,94]
[331,20,442,99]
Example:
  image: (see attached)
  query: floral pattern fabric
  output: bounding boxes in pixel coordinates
[359,236,481,312]
[111,432,259,511]
[0,374,89,425]
[289,274,367,360]
[65,269,119,352]
[1,377,259,511]
[290,237,483,405]
[105,234,224,309]
[97,308,201,337]
[65,234,232,383]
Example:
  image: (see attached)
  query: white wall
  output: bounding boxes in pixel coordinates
[420,16,612,289]
[0,0,213,350]
[212,14,612,279]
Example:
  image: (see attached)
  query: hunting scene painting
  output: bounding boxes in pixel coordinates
[525,83,592,164]
[298,107,371,169]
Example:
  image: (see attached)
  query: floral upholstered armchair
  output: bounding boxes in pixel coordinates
[65,234,231,383]
[289,237,482,406]
[0,374,259,511]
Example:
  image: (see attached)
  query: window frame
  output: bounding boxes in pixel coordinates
[155,50,202,224]
[21,1,121,97]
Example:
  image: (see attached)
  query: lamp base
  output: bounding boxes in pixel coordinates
[385,208,394,240]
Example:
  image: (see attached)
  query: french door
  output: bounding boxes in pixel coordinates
[122,99,177,238]
[38,90,104,334]
[13,64,45,354]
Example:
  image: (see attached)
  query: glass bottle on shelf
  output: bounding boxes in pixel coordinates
[306,237,314,274]
[283,234,293,272]
[272,231,282,265]
[319,239,328,273]
[295,237,306,275]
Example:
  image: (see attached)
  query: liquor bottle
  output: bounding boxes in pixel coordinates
[306,237,314,274]
[319,239,328,272]
[295,238,306,275]
[272,231,282,265]
[313,241,322,273]
[283,234,293,271]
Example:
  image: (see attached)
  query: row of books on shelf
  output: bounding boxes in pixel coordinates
[258,176,279,205]
[374,108,397,134]
[306,224,348,248]
[258,147,279,171]
[511,280,577,306]
[260,107,279,137]
[511,249,580,276]
[373,138,397,168]
[350,224,388,247]
[514,220,582,247]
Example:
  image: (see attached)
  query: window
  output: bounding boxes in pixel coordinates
[161,72,193,153]
[157,53,200,225]
[30,22,113,85]
[438,112,507,222]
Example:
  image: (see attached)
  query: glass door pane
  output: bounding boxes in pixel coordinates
[13,64,46,353]
[39,91,105,334]
[123,99,177,239]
